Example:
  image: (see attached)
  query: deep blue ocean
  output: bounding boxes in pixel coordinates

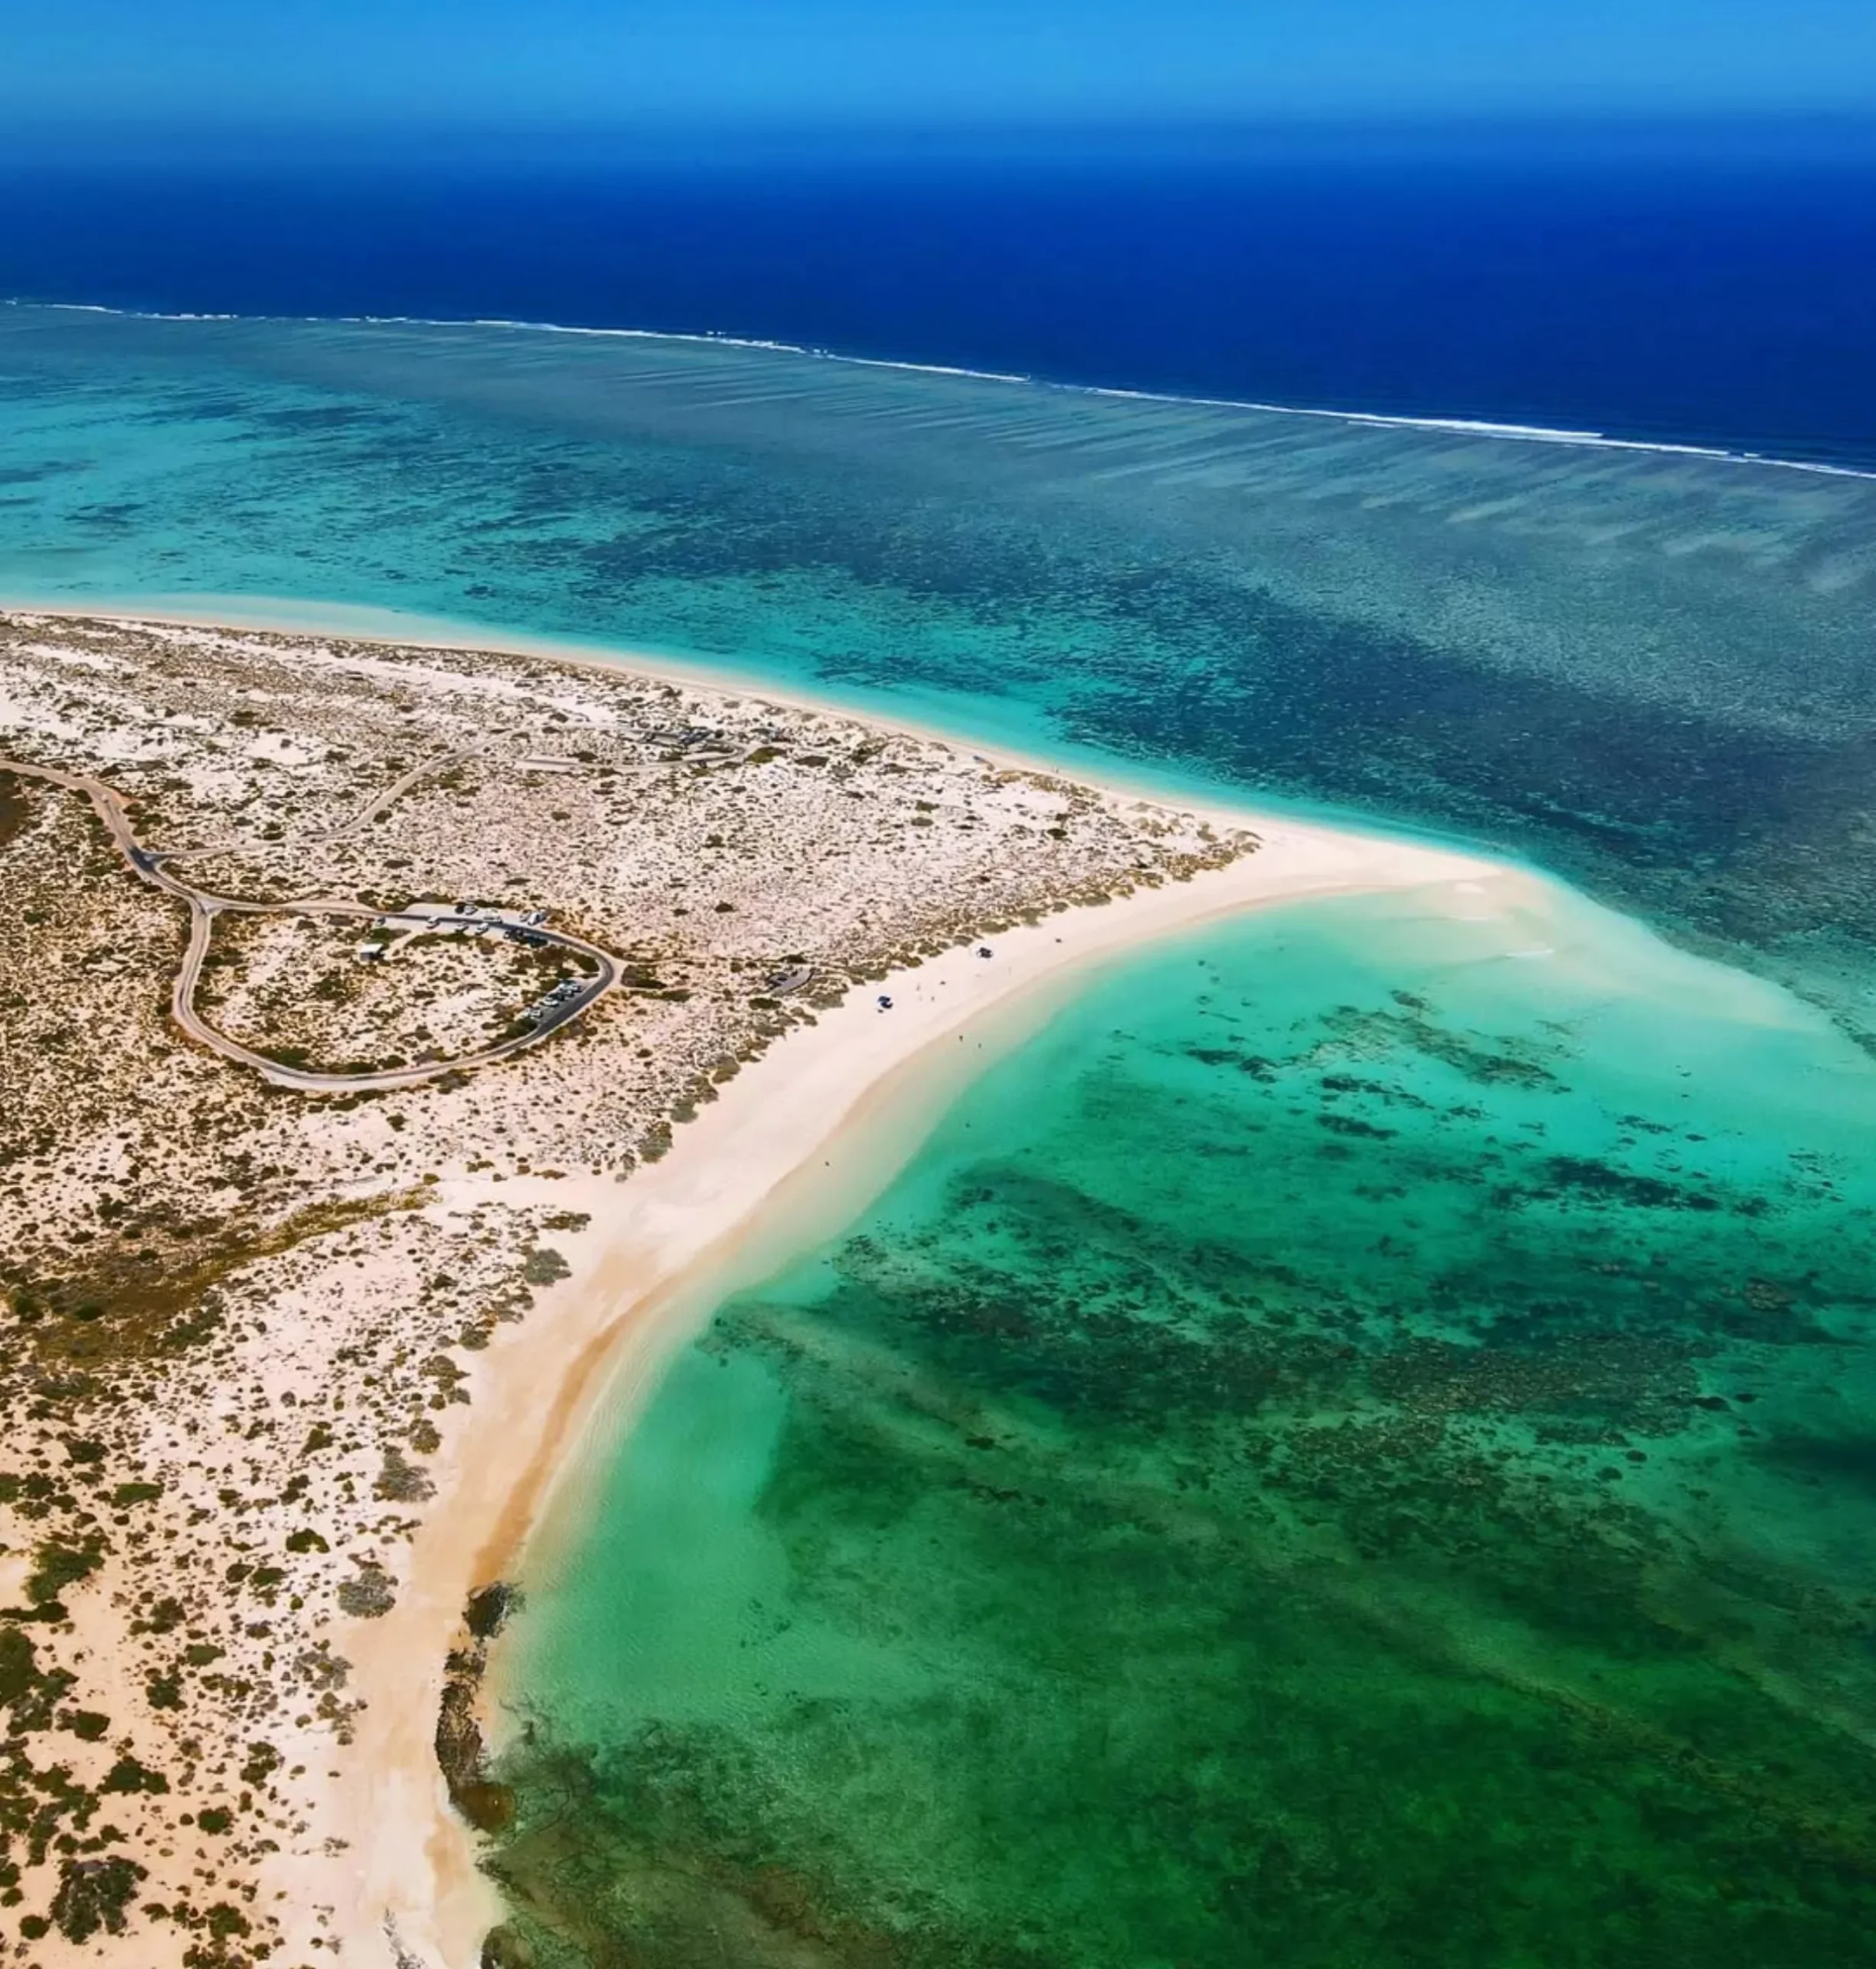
[5,129,1876,466]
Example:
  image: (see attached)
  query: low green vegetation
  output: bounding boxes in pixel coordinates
[0,771,29,850]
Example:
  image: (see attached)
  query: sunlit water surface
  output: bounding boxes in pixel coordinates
[7,308,1876,1964]
[6,305,1876,1025]
[497,887,1876,1967]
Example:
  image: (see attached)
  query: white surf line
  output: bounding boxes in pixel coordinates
[10,298,1876,485]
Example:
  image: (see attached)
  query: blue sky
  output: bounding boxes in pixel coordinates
[8,0,1876,135]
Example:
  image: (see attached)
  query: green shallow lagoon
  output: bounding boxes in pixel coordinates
[492,884,1876,1968]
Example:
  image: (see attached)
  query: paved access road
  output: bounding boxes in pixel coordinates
[2,755,620,1093]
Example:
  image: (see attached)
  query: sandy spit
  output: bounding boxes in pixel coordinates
[8,598,1503,1966]
[328,848,1503,1966]
[0,590,1504,851]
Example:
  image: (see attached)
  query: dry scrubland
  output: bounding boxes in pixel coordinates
[198,918,585,1078]
[0,612,1251,1967]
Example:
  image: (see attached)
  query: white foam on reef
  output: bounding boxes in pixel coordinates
[25,302,243,322]
[404,314,1036,386]
[1074,386,1876,479]
[9,296,1876,484]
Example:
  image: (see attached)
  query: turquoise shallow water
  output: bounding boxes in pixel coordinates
[494,885,1876,1967]
[8,305,1876,1961]
[8,305,1876,1026]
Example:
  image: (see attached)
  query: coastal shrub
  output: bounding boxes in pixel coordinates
[520,1247,570,1288]
[101,1756,168,1795]
[374,1448,435,1504]
[0,1628,36,1706]
[26,1538,103,1605]
[337,1564,395,1619]
[241,1741,281,1787]
[50,1857,145,1943]
[139,1597,185,1634]
[205,1901,252,1941]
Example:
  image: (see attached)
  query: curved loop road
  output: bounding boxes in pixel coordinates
[2,755,620,1093]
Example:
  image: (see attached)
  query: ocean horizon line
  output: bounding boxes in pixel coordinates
[12,295,1876,485]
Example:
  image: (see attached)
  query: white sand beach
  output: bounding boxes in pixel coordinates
[0,596,1508,1966]
[3,590,1481,848]
[295,793,1498,1961]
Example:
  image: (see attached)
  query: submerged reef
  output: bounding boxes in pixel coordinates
[485,901,1876,1967]
[8,309,1876,1042]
